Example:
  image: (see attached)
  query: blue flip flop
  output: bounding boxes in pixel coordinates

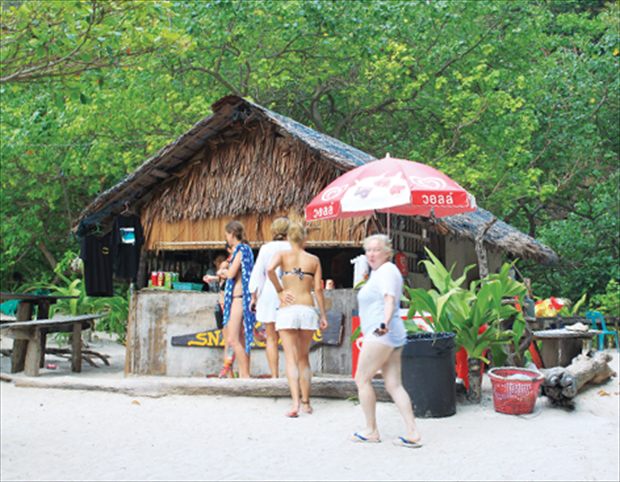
[349,432,380,443]
[393,436,422,448]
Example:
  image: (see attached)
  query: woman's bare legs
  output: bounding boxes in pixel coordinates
[353,341,394,440]
[221,325,234,378]
[297,330,315,412]
[381,348,421,444]
[264,322,279,378]
[280,329,301,415]
[227,299,251,378]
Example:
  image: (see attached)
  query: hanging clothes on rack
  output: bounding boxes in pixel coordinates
[80,233,114,297]
[111,213,144,280]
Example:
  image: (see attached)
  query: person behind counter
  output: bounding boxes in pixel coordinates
[267,223,327,417]
[205,251,228,294]
[220,221,256,379]
[249,216,292,378]
[351,234,422,448]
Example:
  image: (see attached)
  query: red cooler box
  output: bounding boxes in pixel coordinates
[352,311,433,378]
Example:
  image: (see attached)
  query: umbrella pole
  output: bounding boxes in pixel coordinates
[387,210,390,237]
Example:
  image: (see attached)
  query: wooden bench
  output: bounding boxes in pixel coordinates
[532,328,603,367]
[1,314,105,376]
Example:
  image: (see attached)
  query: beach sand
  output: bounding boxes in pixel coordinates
[1,333,618,481]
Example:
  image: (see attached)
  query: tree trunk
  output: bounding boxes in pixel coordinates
[37,240,57,270]
[474,217,497,279]
[467,357,483,403]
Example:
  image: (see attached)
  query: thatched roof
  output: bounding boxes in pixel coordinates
[74,95,557,263]
[74,95,372,235]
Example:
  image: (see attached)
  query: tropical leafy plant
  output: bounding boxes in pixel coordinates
[48,273,95,317]
[404,248,527,364]
[91,290,130,343]
[45,263,129,341]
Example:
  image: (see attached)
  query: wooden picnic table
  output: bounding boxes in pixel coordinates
[532,328,603,368]
[1,314,105,376]
[0,292,102,376]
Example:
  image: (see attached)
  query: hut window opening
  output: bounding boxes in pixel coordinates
[306,247,364,290]
[143,249,231,289]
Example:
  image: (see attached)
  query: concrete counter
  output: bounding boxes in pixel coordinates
[126,289,359,377]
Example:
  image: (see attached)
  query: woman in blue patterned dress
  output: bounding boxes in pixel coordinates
[221,221,256,378]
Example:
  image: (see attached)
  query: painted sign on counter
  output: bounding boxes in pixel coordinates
[171,311,344,349]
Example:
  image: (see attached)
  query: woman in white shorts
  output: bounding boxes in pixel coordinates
[268,223,328,417]
[249,217,292,378]
[351,234,422,448]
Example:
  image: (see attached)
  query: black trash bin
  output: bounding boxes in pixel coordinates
[401,332,456,418]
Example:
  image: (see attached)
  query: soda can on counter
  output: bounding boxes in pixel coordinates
[157,271,164,287]
[151,272,158,287]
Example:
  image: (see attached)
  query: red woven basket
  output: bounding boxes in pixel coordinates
[488,367,544,415]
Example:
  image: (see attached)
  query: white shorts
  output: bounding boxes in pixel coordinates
[275,305,319,331]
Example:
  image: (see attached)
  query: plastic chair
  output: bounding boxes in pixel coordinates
[586,312,619,352]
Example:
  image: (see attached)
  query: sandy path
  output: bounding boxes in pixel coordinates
[1,336,618,481]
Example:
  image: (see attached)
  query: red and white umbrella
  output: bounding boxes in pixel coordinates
[305,155,476,232]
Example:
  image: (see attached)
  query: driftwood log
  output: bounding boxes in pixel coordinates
[3,376,391,401]
[542,350,616,408]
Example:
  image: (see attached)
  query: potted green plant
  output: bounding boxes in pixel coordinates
[404,248,527,403]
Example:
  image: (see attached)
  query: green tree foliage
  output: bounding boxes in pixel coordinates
[1,0,618,310]
[1,0,186,84]
[1,1,191,286]
[527,171,619,300]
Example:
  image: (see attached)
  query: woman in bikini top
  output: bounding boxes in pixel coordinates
[267,223,327,418]
[281,268,314,280]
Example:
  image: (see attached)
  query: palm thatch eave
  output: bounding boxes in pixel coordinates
[432,208,558,263]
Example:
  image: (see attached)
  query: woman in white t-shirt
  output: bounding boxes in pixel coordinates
[249,217,292,378]
[351,234,422,448]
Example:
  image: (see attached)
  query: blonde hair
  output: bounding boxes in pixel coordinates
[288,223,307,246]
[270,216,290,241]
[363,234,393,258]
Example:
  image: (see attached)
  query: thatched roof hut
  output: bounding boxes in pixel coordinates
[74,95,556,286]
